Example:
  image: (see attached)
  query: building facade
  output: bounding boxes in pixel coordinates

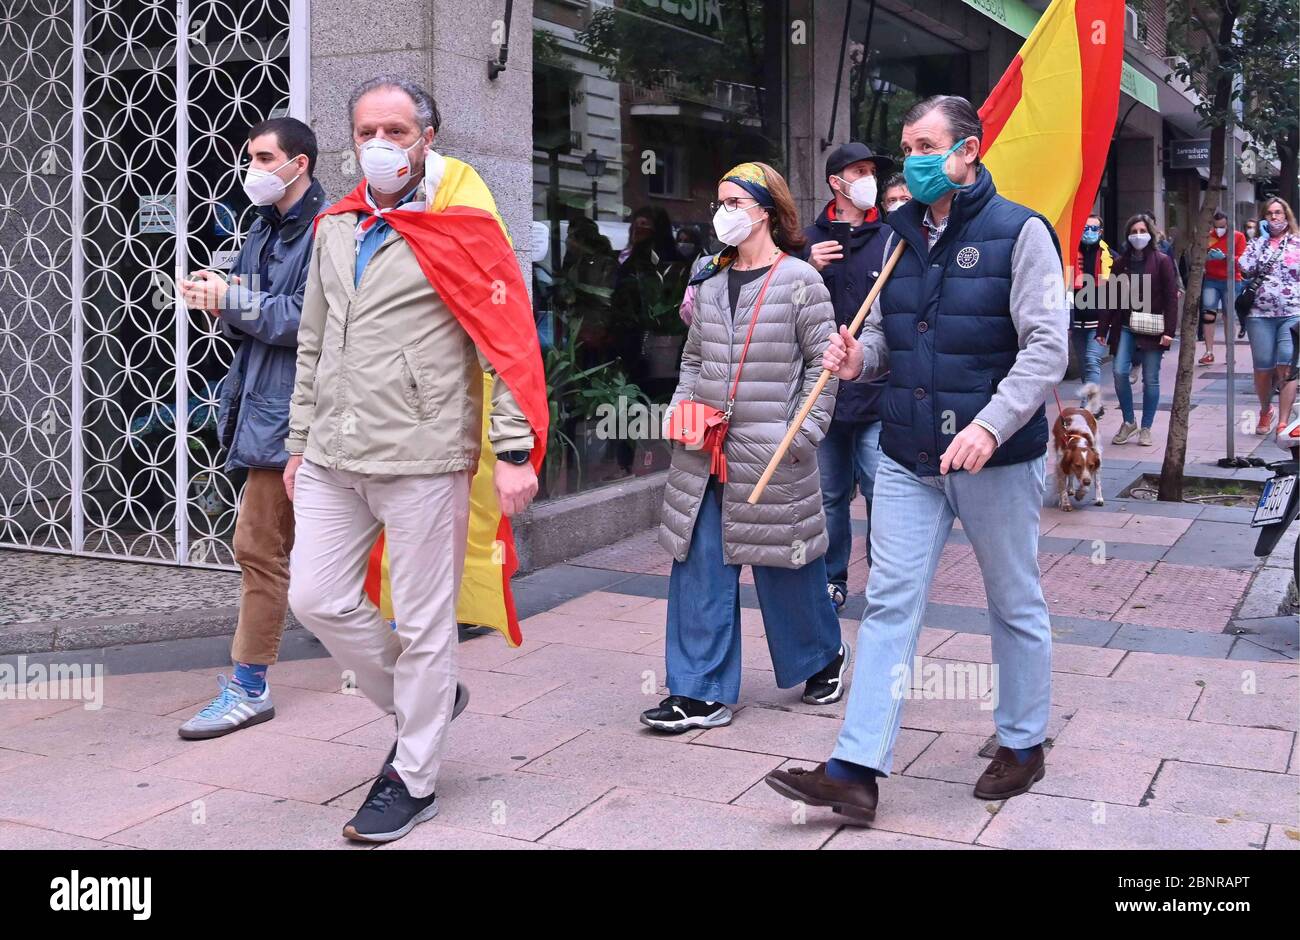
[0,0,1261,575]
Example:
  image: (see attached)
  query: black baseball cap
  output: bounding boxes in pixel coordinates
[825,141,895,181]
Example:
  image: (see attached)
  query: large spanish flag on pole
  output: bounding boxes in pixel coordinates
[978,0,1125,257]
[318,155,547,648]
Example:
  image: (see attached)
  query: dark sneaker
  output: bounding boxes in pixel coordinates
[973,745,1046,800]
[342,769,438,843]
[827,583,847,613]
[765,762,878,826]
[639,695,732,734]
[452,680,470,721]
[802,642,851,705]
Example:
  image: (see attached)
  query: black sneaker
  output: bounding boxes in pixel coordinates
[639,695,732,733]
[802,642,851,705]
[452,680,469,720]
[827,583,847,613]
[342,769,438,843]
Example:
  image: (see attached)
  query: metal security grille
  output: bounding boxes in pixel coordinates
[0,0,304,568]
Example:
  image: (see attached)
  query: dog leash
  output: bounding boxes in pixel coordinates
[1052,384,1067,428]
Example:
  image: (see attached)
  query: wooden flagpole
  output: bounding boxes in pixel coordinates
[747,239,907,505]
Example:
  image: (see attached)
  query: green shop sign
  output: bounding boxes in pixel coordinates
[617,0,725,40]
[962,0,1161,112]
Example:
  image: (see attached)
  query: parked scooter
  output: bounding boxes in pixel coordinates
[1252,324,1300,585]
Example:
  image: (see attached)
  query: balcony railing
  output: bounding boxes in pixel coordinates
[629,70,762,116]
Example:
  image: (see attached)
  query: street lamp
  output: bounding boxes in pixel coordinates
[866,70,896,151]
[582,148,606,220]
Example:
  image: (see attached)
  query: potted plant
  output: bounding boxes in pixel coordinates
[571,358,650,476]
[540,329,650,496]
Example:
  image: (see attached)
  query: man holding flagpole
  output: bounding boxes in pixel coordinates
[284,76,546,843]
[764,94,1068,824]
[762,0,1124,826]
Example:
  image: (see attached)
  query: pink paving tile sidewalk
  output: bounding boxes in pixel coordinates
[2,415,1295,854]
[1113,562,1253,631]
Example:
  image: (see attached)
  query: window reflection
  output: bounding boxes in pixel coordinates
[532,0,784,497]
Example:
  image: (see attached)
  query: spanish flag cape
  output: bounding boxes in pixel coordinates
[313,155,548,646]
[978,0,1124,260]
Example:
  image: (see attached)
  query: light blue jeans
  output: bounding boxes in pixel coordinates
[1112,327,1165,429]
[819,419,882,585]
[1244,314,1300,370]
[1070,325,1104,393]
[831,454,1053,775]
[1200,277,1243,312]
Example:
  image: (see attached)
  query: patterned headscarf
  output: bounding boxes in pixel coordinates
[720,162,776,208]
[688,162,775,285]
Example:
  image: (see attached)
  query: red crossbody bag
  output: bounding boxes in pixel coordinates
[665,255,785,482]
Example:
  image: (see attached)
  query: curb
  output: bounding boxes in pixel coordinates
[0,606,308,657]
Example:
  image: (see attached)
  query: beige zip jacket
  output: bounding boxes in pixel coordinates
[286,210,534,472]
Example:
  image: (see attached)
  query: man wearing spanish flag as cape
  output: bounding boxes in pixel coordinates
[283,77,546,843]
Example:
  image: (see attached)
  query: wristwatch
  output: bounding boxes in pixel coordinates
[497,450,532,465]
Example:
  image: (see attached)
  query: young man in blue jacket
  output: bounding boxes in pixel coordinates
[176,117,325,738]
[803,142,893,620]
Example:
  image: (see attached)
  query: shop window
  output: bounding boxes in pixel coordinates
[847,3,971,157]
[532,0,785,499]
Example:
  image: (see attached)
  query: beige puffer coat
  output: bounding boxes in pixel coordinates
[658,254,838,567]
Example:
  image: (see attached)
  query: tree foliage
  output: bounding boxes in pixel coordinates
[1156,0,1298,499]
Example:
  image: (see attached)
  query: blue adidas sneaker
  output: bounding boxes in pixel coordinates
[178,674,275,740]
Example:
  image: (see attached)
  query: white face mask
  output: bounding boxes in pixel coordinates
[713,204,758,247]
[884,199,908,214]
[834,174,878,211]
[243,156,301,207]
[358,136,423,194]
[1128,232,1151,250]
[1214,226,1227,236]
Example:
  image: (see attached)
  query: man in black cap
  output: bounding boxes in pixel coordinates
[802,142,894,620]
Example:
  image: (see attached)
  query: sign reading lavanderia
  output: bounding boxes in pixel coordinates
[1168,138,1211,170]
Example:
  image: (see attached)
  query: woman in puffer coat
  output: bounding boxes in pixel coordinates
[640,162,849,734]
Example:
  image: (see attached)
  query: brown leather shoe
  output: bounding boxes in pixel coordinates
[764,762,878,826]
[974,745,1045,800]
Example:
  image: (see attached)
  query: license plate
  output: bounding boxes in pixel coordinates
[1252,475,1297,527]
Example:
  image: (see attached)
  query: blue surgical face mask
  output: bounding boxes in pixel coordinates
[1081,227,1101,246]
[903,137,973,204]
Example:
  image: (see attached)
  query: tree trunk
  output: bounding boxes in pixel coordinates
[1158,52,1236,501]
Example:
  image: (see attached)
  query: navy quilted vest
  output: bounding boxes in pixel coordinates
[878,166,1060,476]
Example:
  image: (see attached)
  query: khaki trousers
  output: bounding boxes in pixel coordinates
[287,460,469,799]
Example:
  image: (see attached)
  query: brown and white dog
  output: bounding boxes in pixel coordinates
[1052,383,1104,512]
